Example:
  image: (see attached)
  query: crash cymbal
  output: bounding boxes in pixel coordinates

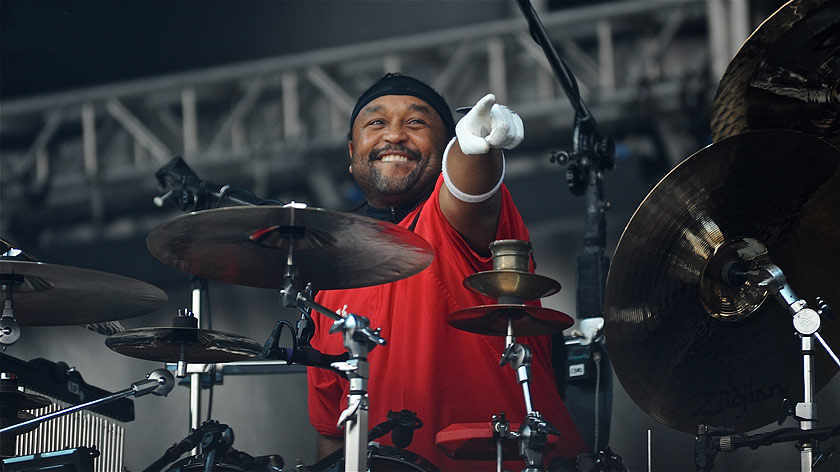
[464,270,560,300]
[0,261,167,326]
[146,205,434,290]
[603,129,840,433]
[711,0,840,148]
[446,304,573,337]
[105,327,261,363]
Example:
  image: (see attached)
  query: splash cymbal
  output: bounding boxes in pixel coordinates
[146,205,434,290]
[0,261,167,326]
[603,130,840,433]
[446,304,573,337]
[105,327,261,363]
[711,0,840,148]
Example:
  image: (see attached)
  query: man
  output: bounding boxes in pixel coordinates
[307,73,586,470]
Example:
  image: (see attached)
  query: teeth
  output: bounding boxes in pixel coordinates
[380,154,409,163]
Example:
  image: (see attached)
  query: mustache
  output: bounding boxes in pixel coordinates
[369,145,421,161]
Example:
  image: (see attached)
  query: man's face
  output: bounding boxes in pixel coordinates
[348,94,448,208]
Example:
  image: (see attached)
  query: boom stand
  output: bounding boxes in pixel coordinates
[275,234,385,472]
[733,263,840,472]
[497,316,560,472]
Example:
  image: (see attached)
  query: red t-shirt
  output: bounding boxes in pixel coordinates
[308,176,587,470]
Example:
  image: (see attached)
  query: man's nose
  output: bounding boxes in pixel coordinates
[383,123,408,143]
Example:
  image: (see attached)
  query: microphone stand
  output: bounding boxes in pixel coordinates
[0,369,174,435]
[515,0,616,453]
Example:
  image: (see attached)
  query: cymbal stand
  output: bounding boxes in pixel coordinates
[498,315,560,472]
[275,232,385,472]
[0,368,174,436]
[732,263,840,472]
[0,277,21,350]
[188,278,207,442]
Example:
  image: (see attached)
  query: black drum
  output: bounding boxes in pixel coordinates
[164,450,284,472]
[306,444,440,472]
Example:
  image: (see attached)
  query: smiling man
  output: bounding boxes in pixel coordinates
[306,73,587,471]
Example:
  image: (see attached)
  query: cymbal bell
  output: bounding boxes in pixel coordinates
[464,270,560,300]
[603,130,840,433]
[711,0,840,148]
[0,261,167,326]
[105,327,262,363]
[446,304,573,337]
[146,205,434,290]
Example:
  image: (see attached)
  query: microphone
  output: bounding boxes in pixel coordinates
[154,156,280,209]
[389,410,423,448]
[276,346,349,371]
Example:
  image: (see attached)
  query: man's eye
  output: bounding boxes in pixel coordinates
[408,119,426,125]
[367,119,385,126]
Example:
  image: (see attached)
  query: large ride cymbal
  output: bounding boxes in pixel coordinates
[604,130,840,433]
[105,327,261,363]
[0,261,167,326]
[711,0,840,148]
[146,205,434,290]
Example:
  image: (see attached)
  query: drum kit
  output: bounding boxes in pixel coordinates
[0,204,574,472]
[2,0,840,471]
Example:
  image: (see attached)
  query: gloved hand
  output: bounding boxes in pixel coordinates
[455,94,524,155]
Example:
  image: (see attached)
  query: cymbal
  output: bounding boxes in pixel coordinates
[464,270,561,300]
[105,327,261,363]
[446,304,573,337]
[0,261,167,326]
[603,129,840,433]
[711,0,840,148]
[146,205,434,290]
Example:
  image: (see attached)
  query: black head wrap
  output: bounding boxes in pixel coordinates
[348,73,456,140]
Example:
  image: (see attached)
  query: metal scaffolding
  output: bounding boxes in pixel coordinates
[0,0,748,246]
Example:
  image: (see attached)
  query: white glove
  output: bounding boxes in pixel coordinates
[455,94,524,155]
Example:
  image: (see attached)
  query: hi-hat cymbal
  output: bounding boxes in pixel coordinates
[0,261,167,326]
[105,327,261,363]
[446,304,573,337]
[711,0,840,148]
[146,205,434,290]
[603,129,840,433]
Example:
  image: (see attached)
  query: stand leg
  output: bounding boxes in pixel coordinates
[190,283,203,455]
[344,387,368,472]
[798,336,815,472]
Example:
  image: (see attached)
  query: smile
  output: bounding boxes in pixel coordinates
[379,154,411,163]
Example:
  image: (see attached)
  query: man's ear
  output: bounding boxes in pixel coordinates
[348,141,354,174]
